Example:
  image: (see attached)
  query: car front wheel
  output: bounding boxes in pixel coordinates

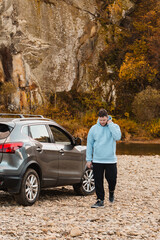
[73,168,95,195]
[14,169,40,206]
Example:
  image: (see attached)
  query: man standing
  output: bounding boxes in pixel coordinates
[86,109,121,208]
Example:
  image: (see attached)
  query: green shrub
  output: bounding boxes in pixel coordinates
[81,111,97,128]
[132,86,160,122]
[146,119,160,137]
[115,118,139,140]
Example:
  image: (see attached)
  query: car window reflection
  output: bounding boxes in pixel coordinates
[49,125,71,145]
[22,126,29,136]
[30,125,51,143]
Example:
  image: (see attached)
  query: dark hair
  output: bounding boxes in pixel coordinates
[98,109,108,117]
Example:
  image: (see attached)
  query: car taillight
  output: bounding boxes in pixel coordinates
[0,142,23,153]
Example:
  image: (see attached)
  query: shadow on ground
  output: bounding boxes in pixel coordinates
[0,187,77,206]
[0,191,14,206]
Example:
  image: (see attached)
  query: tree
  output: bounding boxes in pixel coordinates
[132,86,160,122]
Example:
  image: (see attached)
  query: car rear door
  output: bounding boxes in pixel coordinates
[49,125,83,185]
[29,124,59,187]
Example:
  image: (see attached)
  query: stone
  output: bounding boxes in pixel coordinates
[70,227,82,237]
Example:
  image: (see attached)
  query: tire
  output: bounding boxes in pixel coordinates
[73,168,95,195]
[14,169,40,206]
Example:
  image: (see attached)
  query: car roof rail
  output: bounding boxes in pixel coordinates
[21,114,44,118]
[0,113,24,118]
[18,118,50,122]
[0,113,44,118]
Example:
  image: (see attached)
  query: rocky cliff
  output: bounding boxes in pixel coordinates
[0,0,136,111]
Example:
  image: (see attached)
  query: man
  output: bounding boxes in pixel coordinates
[86,109,121,208]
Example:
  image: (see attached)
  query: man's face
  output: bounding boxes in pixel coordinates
[99,116,108,126]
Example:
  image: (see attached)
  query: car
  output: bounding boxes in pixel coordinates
[0,113,95,206]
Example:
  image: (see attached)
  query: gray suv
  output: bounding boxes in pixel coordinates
[0,113,95,206]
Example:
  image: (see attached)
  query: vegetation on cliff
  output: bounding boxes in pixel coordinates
[48,0,160,142]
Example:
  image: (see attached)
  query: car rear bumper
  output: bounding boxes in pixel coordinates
[0,175,22,193]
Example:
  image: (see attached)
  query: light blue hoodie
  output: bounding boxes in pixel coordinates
[86,116,121,164]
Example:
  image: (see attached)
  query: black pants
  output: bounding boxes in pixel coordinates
[93,163,117,201]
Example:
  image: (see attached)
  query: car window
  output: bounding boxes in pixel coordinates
[30,125,51,143]
[49,125,71,145]
[0,124,13,139]
[22,126,29,136]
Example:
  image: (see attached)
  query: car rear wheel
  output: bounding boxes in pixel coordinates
[73,168,95,195]
[14,169,40,206]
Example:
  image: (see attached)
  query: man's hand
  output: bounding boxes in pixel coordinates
[86,161,92,168]
[107,119,112,124]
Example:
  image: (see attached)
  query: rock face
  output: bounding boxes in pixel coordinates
[0,0,136,110]
[0,0,99,109]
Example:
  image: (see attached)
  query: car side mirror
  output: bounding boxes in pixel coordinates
[74,137,82,146]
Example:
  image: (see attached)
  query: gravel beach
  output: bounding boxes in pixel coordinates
[0,155,160,240]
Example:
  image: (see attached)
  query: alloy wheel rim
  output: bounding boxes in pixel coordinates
[25,174,38,201]
[82,169,95,192]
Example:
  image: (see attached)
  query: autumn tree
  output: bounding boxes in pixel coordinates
[112,0,160,116]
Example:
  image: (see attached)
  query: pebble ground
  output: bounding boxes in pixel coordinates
[0,155,159,239]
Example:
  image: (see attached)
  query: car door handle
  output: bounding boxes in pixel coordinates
[36,147,43,152]
[59,149,64,155]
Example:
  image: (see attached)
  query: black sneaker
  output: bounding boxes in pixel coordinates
[109,191,114,203]
[91,199,104,208]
